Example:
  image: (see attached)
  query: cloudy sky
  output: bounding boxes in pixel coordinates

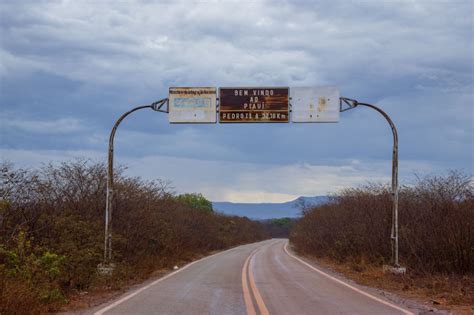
[1,0,472,202]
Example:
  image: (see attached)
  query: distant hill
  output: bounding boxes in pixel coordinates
[212,196,329,220]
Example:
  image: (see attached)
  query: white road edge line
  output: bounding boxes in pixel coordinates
[94,243,258,315]
[283,241,414,315]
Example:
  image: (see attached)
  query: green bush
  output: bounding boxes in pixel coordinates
[0,230,66,314]
[175,193,214,214]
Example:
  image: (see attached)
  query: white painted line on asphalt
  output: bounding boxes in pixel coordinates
[94,243,256,315]
[283,241,414,315]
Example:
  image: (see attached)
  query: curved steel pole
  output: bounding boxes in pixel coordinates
[104,99,168,264]
[357,102,399,267]
[104,104,152,263]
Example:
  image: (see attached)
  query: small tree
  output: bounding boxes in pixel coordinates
[176,193,213,214]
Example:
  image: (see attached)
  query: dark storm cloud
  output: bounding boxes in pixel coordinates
[1,0,472,201]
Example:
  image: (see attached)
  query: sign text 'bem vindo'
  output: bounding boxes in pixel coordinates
[219,87,289,123]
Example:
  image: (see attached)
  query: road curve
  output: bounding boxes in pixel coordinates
[90,239,416,315]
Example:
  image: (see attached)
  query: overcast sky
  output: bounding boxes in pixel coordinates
[1,0,473,202]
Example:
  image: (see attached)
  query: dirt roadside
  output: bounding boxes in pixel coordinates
[299,255,473,315]
[55,252,216,314]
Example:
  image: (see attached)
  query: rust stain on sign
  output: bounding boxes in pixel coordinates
[317,97,327,113]
[219,87,289,123]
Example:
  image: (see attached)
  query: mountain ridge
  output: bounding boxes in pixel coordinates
[212,196,329,220]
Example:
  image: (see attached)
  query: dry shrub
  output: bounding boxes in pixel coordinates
[290,171,473,275]
[261,218,297,238]
[0,277,44,315]
[0,160,268,313]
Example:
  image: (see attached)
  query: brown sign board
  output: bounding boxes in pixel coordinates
[219,87,289,123]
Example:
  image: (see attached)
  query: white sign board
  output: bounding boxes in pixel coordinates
[169,87,217,123]
[291,87,340,123]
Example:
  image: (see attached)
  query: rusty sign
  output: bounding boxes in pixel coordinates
[291,87,340,123]
[219,87,289,123]
[168,87,217,123]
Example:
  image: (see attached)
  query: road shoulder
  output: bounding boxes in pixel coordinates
[284,242,454,315]
[57,241,266,314]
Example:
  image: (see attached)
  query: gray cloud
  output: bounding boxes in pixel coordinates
[0,145,443,202]
[1,0,472,201]
[1,116,85,134]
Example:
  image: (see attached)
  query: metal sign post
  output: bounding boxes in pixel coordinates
[340,97,405,273]
[98,99,168,275]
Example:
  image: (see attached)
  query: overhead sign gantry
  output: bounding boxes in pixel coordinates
[99,86,405,276]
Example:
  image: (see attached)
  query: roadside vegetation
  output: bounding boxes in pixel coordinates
[290,171,473,308]
[261,217,297,238]
[0,160,268,314]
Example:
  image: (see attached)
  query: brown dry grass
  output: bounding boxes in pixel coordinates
[57,268,169,313]
[310,256,474,315]
[58,249,222,313]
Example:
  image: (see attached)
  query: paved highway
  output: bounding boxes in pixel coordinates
[91,239,417,315]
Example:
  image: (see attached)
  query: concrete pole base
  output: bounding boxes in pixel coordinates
[97,263,116,276]
[383,264,406,274]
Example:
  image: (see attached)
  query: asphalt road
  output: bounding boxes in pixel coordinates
[91,239,416,315]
